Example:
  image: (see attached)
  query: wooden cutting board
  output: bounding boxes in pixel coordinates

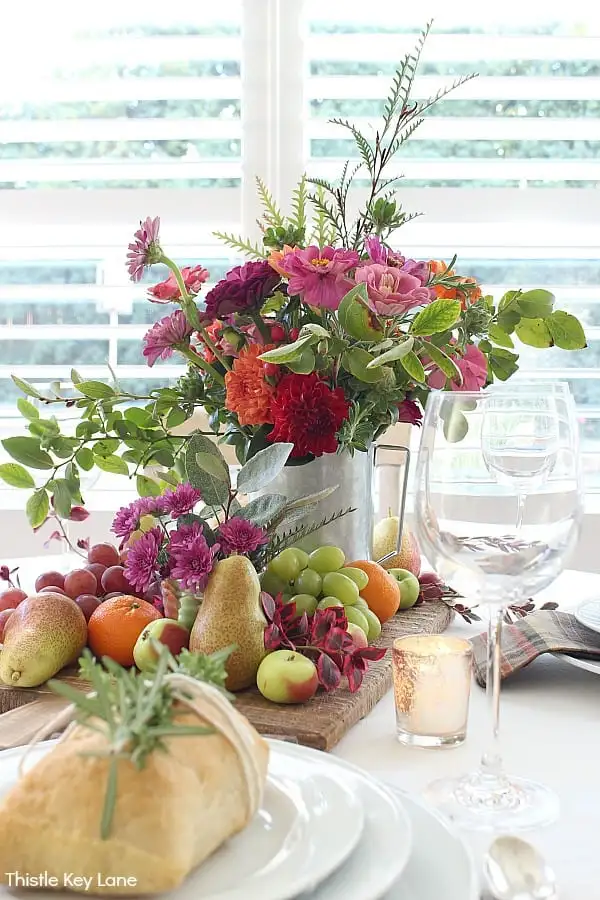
[0,601,453,752]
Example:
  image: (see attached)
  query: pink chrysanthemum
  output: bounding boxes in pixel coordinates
[124,527,163,592]
[160,483,202,519]
[170,532,219,591]
[280,245,359,310]
[169,521,203,551]
[148,265,210,303]
[217,517,268,555]
[112,496,162,541]
[126,216,162,281]
[143,309,194,367]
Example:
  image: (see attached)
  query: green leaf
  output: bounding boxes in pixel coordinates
[399,351,426,383]
[258,335,313,365]
[136,474,163,497]
[421,341,463,384]
[442,407,469,443]
[546,311,587,350]
[488,324,514,349]
[76,447,95,471]
[125,407,153,427]
[515,318,554,348]
[342,348,385,383]
[12,375,43,399]
[17,398,39,420]
[150,449,175,468]
[51,436,79,459]
[158,469,180,488]
[52,479,72,518]
[366,336,414,368]
[1,436,53,470]
[195,451,230,482]
[238,493,288,526]
[76,421,100,439]
[26,489,49,528]
[93,438,120,457]
[337,282,385,342]
[70,368,83,385]
[77,381,115,400]
[497,309,521,335]
[410,299,461,336]
[286,346,315,374]
[0,463,35,488]
[94,454,129,476]
[272,485,339,530]
[298,323,330,342]
[166,407,188,429]
[236,442,294,494]
[184,433,230,507]
[515,289,555,319]
[498,290,521,313]
[489,348,520,381]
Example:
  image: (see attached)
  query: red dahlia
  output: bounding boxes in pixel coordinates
[268,373,350,458]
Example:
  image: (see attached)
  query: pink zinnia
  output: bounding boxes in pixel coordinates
[217,517,268,555]
[112,496,162,541]
[160,483,202,519]
[170,532,219,591]
[124,527,163,593]
[280,245,359,310]
[126,216,162,282]
[355,263,434,316]
[148,265,210,303]
[143,309,193,367]
[365,236,388,265]
[428,343,488,392]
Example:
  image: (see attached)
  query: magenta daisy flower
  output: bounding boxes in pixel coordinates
[126,216,162,281]
[161,483,202,519]
[142,309,194,367]
[280,245,359,310]
[124,527,163,593]
[217,517,268,554]
[112,496,161,541]
[170,533,219,591]
[169,521,203,551]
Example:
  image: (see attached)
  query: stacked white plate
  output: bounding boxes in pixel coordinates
[0,740,478,899]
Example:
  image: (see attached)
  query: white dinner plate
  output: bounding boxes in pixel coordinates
[554,653,600,676]
[574,598,600,637]
[0,740,365,900]
[385,789,479,900]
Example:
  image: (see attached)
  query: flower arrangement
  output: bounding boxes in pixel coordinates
[0,26,586,526]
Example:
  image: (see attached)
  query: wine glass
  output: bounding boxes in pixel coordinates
[413,385,583,831]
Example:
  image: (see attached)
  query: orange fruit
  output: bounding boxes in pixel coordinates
[88,595,161,666]
[345,560,401,623]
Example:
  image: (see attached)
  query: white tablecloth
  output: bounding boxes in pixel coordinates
[5,557,600,894]
[333,569,600,897]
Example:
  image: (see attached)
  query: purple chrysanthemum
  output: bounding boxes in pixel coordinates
[170,533,219,591]
[126,216,162,281]
[143,309,194,367]
[161,483,202,519]
[112,496,162,541]
[124,527,163,592]
[169,521,203,551]
[217,516,268,555]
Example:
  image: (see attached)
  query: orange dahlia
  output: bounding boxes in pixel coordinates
[428,260,482,309]
[225,343,276,426]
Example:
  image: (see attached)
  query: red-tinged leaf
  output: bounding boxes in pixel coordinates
[264,623,283,649]
[316,653,342,691]
[322,627,353,654]
[261,591,276,621]
[354,646,387,662]
[43,529,65,549]
[346,664,364,693]
[69,505,90,522]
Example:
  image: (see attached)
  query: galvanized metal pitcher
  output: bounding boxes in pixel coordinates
[263,444,410,561]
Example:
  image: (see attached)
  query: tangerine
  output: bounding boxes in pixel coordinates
[87,595,161,666]
[344,560,401,623]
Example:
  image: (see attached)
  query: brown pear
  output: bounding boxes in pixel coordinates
[189,556,267,691]
[0,593,87,687]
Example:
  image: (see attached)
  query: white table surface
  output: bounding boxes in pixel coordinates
[5,556,600,895]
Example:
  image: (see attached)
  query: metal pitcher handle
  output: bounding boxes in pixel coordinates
[372,443,411,565]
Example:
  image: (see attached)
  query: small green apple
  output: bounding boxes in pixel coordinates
[388,568,420,609]
[346,622,369,649]
[133,618,189,671]
[256,650,319,703]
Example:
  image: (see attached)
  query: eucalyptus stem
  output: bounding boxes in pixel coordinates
[177,344,226,386]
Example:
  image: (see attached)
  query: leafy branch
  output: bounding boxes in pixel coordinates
[262,507,356,565]
[212,231,267,259]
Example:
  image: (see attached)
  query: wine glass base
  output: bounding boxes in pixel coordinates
[423,770,560,833]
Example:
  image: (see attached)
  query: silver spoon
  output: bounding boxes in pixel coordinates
[484,836,558,900]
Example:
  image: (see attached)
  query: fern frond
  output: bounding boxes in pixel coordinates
[414,73,478,118]
[263,507,356,564]
[213,231,266,258]
[383,20,433,125]
[290,174,308,232]
[307,175,337,195]
[329,118,375,175]
[387,117,425,158]
[256,176,285,229]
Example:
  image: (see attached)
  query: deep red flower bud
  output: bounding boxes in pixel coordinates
[270,323,286,342]
[289,327,300,341]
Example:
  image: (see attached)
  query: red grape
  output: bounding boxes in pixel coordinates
[38,586,67,595]
[0,608,14,641]
[0,589,27,611]
[85,563,107,593]
[74,594,100,621]
[103,591,125,600]
[35,571,65,592]
[64,569,98,600]
[88,543,120,568]
[101,566,131,595]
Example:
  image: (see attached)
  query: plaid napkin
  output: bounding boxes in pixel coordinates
[471,610,600,687]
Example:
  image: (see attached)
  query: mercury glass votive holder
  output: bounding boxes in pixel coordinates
[392,635,473,748]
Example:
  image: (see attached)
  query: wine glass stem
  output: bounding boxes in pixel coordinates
[480,604,505,778]
[515,492,526,531]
